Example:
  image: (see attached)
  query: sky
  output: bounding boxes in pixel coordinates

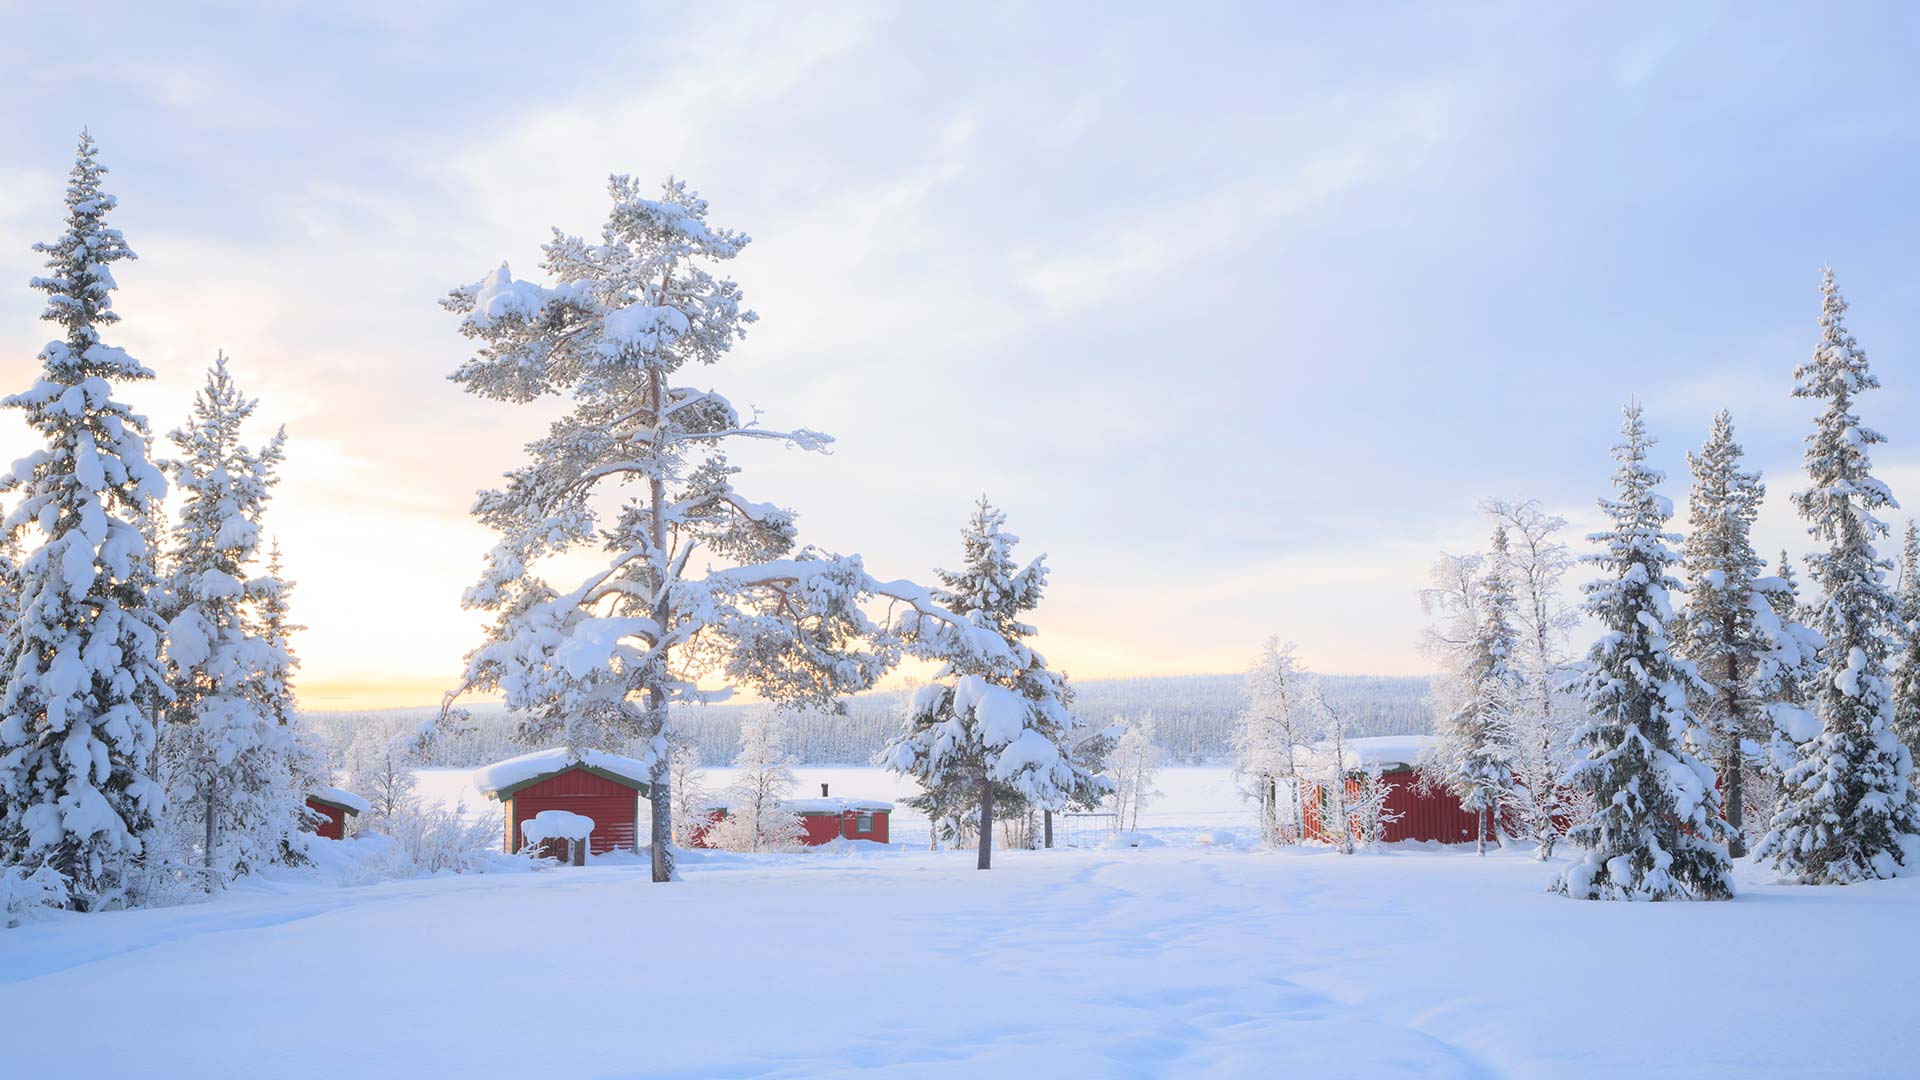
[3,2,1920,709]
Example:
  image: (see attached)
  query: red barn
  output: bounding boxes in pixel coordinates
[1299,736,1486,845]
[305,787,369,840]
[476,748,654,856]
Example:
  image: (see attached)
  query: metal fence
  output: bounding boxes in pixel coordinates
[1057,811,1120,849]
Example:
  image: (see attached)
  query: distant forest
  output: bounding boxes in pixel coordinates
[306,672,1435,771]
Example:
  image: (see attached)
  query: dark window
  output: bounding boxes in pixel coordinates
[856,814,874,833]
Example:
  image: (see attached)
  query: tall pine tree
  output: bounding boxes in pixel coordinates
[1889,520,1920,762]
[1436,526,1520,855]
[0,133,169,910]
[1556,404,1732,901]
[884,498,1088,869]
[1678,410,1770,856]
[157,356,302,881]
[1757,270,1920,883]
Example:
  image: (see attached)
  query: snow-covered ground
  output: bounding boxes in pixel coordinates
[5,772,1916,1078]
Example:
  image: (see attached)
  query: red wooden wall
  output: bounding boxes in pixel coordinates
[506,768,640,855]
[305,799,348,841]
[691,808,890,848]
[1302,771,1485,845]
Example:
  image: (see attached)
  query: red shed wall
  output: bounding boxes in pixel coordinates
[1302,772,1484,845]
[508,768,640,855]
[798,814,843,846]
[305,799,346,841]
[842,810,888,844]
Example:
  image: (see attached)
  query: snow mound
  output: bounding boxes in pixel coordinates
[521,810,594,844]
[1104,831,1166,849]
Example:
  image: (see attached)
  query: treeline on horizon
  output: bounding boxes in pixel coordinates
[305,671,1438,771]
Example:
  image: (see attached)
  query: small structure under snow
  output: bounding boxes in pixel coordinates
[520,809,596,865]
[476,748,653,856]
[305,787,370,840]
[1298,736,1485,845]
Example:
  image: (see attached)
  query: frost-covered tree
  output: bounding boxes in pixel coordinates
[1233,637,1312,844]
[1481,499,1581,858]
[1890,520,1920,762]
[665,733,709,847]
[156,356,301,881]
[1314,685,1355,855]
[441,177,1002,883]
[710,708,804,852]
[1758,271,1920,883]
[256,539,327,815]
[1676,411,1774,857]
[0,133,170,910]
[1428,528,1520,854]
[884,499,1087,870]
[1107,712,1167,831]
[345,726,418,828]
[1556,404,1733,901]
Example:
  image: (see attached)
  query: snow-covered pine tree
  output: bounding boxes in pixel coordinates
[1890,520,1920,762]
[1481,499,1581,858]
[1233,637,1312,844]
[1556,403,1733,901]
[157,356,303,882]
[0,133,170,910]
[256,539,327,818]
[442,177,1004,883]
[1433,527,1521,855]
[1676,410,1773,857]
[883,498,1088,870]
[1757,270,1920,883]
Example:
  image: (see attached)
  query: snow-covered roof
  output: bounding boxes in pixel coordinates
[784,797,894,814]
[474,747,654,800]
[697,796,894,814]
[309,786,370,815]
[1298,735,1436,772]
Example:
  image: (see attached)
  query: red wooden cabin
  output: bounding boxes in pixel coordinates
[476,748,653,856]
[305,787,368,840]
[687,787,893,849]
[1299,736,1486,845]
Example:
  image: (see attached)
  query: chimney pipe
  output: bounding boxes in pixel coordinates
[821,783,830,797]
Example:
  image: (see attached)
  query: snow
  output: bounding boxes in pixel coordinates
[519,809,594,844]
[471,747,654,797]
[310,786,369,815]
[5,822,1916,1076]
[1298,734,1434,771]
[781,797,894,814]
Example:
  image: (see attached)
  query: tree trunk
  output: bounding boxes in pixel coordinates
[1723,639,1747,859]
[1043,809,1053,849]
[646,690,673,883]
[1476,806,1487,856]
[203,780,216,877]
[976,776,994,871]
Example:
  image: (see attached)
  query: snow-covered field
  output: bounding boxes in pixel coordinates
[4,770,1916,1078]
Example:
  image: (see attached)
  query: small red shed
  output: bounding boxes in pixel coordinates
[687,791,893,849]
[788,796,893,845]
[305,787,369,840]
[1299,736,1486,845]
[476,748,653,856]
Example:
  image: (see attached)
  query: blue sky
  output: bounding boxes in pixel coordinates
[3,3,1918,704]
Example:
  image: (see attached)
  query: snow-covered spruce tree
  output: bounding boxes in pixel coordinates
[1431,527,1520,855]
[1757,271,1920,883]
[1481,499,1581,858]
[0,133,170,910]
[256,539,327,818]
[443,177,999,883]
[1890,520,1920,762]
[156,356,302,881]
[1555,404,1732,901]
[1233,637,1312,844]
[883,498,1088,870]
[1676,410,1774,857]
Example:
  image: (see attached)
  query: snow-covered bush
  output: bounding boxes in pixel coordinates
[367,800,508,876]
[2,864,69,928]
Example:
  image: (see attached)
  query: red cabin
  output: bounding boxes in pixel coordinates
[687,791,893,849]
[476,748,654,857]
[305,787,368,840]
[1299,736,1487,845]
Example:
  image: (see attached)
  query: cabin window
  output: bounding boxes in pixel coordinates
[856,814,873,833]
